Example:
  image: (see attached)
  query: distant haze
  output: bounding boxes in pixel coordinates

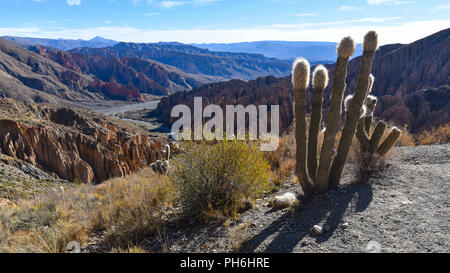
[192,41,364,62]
[1,36,118,51]
[3,36,364,63]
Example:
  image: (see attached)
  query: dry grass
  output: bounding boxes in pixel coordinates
[416,123,450,145]
[0,169,174,253]
[229,221,252,251]
[264,135,296,185]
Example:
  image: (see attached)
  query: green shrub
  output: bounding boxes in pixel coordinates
[170,140,274,219]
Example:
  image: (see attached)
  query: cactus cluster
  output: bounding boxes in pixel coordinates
[355,95,402,158]
[293,31,401,196]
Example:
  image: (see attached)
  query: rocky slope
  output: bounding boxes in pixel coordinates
[154,76,295,134]
[155,143,450,253]
[71,42,292,80]
[32,46,220,96]
[343,28,449,99]
[0,38,100,105]
[154,28,450,132]
[0,98,165,184]
[0,37,225,103]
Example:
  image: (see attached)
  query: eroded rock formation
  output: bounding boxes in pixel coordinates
[0,99,164,183]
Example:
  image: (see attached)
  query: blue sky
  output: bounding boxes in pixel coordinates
[0,0,449,44]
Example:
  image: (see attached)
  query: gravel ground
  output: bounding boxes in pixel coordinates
[160,144,450,253]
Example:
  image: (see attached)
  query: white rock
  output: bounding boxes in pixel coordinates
[269,192,298,209]
[312,225,323,235]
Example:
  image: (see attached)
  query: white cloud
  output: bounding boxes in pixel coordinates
[292,13,317,17]
[66,0,81,6]
[338,6,363,11]
[432,4,450,12]
[144,12,159,16]
[268,17,403,29]
[1,19,448,45]
[131,0,219,8]
[159,1,184,8]
[367,0,414,5]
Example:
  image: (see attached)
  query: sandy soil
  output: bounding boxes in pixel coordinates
[160,144,450,253]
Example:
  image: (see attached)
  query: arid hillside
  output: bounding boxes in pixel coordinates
[0,38,99,105]
[32,46,221,96]
[71,42,292,80]
[0,98,166,184]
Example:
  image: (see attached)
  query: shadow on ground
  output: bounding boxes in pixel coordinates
[240,182,373,253]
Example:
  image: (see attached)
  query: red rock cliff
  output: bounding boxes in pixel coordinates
[0,100,165,183]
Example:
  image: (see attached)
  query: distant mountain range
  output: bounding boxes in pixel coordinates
[2,28,448,132]
[2,36,118,50]
[156,28,450,132]
[4,36,364,64]
[0,36,292,103]
[70,42,292,80]
[192,41,363,63]
[0,37,221,103]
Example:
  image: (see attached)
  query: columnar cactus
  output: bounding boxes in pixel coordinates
[315,36,355,193]
[329,31,379,189]
[308,65,328,182]
[355,89,401,159]
[293,58,315,197]
[378,127,401,156]
[293,30,400,197]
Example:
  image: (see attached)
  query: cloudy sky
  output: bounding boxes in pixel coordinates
[0,0,449,44]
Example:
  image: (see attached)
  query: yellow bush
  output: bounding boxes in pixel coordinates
[171,140,274,219]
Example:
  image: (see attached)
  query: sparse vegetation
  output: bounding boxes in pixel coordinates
[416,123,450,145]
[264,135,296,185]
[0,169,174,253]
[170,140,274,220]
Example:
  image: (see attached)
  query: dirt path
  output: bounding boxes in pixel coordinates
[162,144,450,253]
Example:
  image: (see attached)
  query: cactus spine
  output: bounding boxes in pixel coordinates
[329,31,378,189]
[293,58,315,197]
[308,65,328,181]
[315,36,355,193]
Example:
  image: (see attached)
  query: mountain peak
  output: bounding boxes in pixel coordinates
[90,36,109,42]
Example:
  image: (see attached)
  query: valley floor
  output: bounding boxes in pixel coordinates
[158,144,450,253]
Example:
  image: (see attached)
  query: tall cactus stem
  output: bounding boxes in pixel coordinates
[293,58,315,197]
[356,118,370,151]
[329,31,378,189]
[369,121,387,153]
[308,65,328,182]
[364,76,376,134]
[315,36,355,193]
[378,127,401,156]
[365,115,373,135]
